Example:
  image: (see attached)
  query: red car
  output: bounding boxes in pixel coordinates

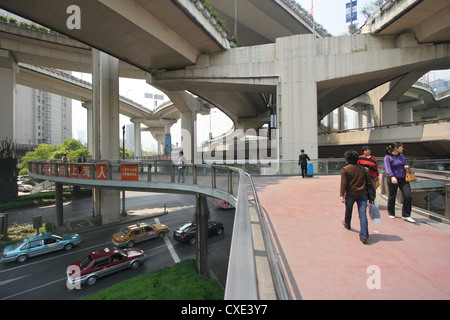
[66,247,146,287]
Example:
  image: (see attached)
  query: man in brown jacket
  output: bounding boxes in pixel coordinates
[340,150,369,244]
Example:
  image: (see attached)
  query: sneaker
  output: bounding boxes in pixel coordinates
[388,215,396,219]
[360,238,368,245]
[402,217,416,223]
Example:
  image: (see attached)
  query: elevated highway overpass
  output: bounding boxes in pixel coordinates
[2,0,450,161]
[1,0,450,300]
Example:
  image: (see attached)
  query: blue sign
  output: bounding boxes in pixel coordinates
[346,1,357,23]
[164,135,171,156]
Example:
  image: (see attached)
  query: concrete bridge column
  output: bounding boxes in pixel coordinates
[277,35,319,161]
[403,106,414,123]
[338,106,346,130]
[381,101,398,125]
[82,101,93,154]
[131,119,143,157]
[55,182,63,227]
[196,193,209,277]
[277,78,318,161]
[180,111,195,162]
[0,50,18,142]
[92,49,121,225]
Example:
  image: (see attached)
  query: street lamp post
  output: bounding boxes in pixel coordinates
[121,125,127,216]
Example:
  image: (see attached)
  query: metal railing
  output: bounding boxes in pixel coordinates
[246,173,291,299]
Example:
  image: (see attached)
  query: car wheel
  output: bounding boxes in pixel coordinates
[189,237,196,245]
[158,232,165,239]
[130,260,141,270]
[86,276,98,286]
[126,241,135,248]
[216,228,223,235]
[17,255,28,263]
[64,243,74,251]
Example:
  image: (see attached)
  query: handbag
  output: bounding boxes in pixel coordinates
[405,170,417,182]
[360,165,376,202]
[369,201,381,223]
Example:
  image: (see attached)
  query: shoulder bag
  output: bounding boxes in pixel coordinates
[405,170,417,182]
[360,165,376,202]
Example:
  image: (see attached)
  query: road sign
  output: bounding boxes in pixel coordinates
[346,0,357,23]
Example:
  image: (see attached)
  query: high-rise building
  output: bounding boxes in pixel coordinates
[15,84,72,146]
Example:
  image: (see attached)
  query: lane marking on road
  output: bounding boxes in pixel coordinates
[155,218,180,263]
[1,277,66,300]
[0,274,31,286]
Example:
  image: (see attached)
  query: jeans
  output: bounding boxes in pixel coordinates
[387,177,412,217]
[344,194,369,240]
[177,168,185,183]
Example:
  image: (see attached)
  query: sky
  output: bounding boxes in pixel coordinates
[71,0,450,152]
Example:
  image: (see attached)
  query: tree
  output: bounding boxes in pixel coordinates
[0,139,18,203]
[19,138,90,175]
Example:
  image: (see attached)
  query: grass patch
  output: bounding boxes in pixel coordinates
[80,259,224,300]
[0,222,54,248]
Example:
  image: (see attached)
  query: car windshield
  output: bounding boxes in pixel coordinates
[80,255,93,269]
[178,223,194,232]
[52,235,62,240]
[119,228,130,237]
[12,241,24,250]
[116,248,128,257]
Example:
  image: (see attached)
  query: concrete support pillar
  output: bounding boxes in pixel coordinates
[164,123,172,156]
[132,119,142,157]
[276,35,319,161]
[82,101,93,154]
[338,106,346,130]
[403,107,414,123]
[180,111,195,163]
[55,182,63,227]
[381,101,398,125]
[0,50,18,142]
[196,193,209,277]
[92,49,121,225]
[278,79,318,161]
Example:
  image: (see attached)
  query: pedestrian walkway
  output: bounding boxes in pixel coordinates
[253,175,450,300]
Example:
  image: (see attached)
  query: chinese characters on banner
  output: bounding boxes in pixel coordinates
[58,164,67,177]
[36,163,138,181]
[96,164,108,180]
[69,164,79,178]
[121,164,139,181]
[80,164,92,179]
[43,163,50,175]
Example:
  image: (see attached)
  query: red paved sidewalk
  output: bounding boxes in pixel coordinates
[254,175,450,300]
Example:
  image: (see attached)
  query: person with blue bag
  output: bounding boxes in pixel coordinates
[298,149,310,178]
